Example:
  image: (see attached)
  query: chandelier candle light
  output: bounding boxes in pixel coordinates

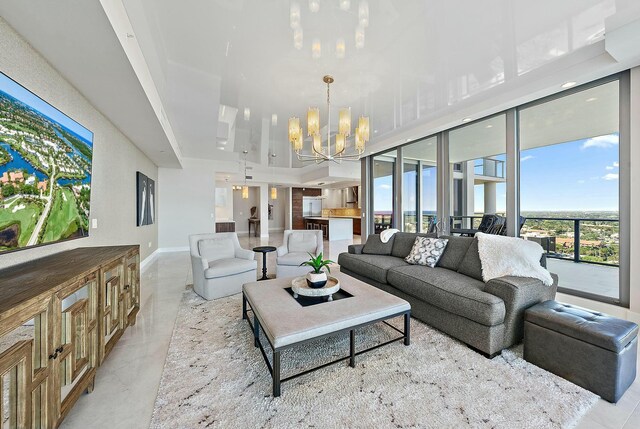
[289,75,369,163]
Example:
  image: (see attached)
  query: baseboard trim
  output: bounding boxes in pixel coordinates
[157,246,190,253]
[140,249,159,272]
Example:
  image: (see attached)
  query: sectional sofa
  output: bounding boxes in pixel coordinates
[338,232,558,356]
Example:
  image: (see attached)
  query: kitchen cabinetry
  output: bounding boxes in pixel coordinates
[0,245,139,428]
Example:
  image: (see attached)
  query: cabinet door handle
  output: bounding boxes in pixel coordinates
[56,346,64,354]
[48,352,58,360]
[124,285,130,290]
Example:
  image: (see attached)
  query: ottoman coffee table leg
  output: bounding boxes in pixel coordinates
[242,293,247,320]
[273,350,281,397]
[404,313,411,346]
[254,314,260,348]
[350,330,356,367]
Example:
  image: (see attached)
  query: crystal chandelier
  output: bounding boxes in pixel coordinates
[289,75,369,163]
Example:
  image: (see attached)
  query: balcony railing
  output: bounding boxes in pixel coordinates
[449,215,619,267]
[474,158,505,178]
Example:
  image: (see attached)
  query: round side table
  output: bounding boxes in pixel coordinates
[253,246,277,280]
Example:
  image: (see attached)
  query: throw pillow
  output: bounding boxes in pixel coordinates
[405,237,449,267]
[362,234,395,255]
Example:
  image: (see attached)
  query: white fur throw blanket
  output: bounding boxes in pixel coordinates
[476,232,554,286]
[380,228,399,243]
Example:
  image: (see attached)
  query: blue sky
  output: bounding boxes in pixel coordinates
[374,134,619,213]
[0,72,93,143]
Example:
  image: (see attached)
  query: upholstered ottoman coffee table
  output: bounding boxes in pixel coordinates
[524,300,638,403]
[242,272,411,397]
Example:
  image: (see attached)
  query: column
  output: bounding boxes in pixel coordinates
[484,182,497,214]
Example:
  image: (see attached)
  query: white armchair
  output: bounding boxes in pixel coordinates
[275,230,324,278]
[189,233,257,300]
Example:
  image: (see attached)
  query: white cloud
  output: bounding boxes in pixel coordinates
[605,161,620,170]
[520,155,535,162]
[602,173,619,181]
[582,134,619,150]
[378,184,391,190]
[577,179,586,184]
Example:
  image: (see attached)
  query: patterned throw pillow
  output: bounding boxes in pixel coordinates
[404,237,449,267]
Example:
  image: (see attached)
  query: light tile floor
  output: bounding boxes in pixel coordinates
[60,234,639,429]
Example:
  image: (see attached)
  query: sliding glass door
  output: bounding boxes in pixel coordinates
[448,115,506,232]
[372,152,395,233]
[518,79,622,301]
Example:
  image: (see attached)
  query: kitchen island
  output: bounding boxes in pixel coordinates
[304,217,353,241]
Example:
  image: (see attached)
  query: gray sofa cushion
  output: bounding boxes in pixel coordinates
[387,266,505,326]
[362,234,395,255]
[457,238,484,281]
[337,253,408,284]
[391,232,437,258]
[436,235,473,271]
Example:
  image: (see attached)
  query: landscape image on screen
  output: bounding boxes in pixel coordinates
[0,72,93,253]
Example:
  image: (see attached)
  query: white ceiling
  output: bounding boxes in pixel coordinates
[1,0,640,174]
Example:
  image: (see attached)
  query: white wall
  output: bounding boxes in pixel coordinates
[214,181,233,220]
[233,186,259,235]
[268,186,285,232]
[629,66,640,318]
[0,18,158,269]
[158,158,216,249]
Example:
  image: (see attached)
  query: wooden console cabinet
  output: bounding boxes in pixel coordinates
[0,245,140,428]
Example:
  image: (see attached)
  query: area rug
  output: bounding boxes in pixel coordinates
[149,288,598,428]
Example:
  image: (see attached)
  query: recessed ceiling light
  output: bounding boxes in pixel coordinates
[462,118,472,123]
[561,81,577,89]
[271,114,278,126]
[339,0,351,11]
[586,97,597,102]
[218,147,225,150]
[309,0,319,13]
[218,140,227,145]
[244,108,250,121]
[374,129,378,134]
[486,124,493,129]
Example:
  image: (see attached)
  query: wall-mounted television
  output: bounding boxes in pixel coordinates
[0,72,93,254]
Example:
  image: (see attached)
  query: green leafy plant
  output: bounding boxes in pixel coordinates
[299,252,334,274]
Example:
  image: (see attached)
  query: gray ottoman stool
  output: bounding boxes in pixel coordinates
[524,300,638,403]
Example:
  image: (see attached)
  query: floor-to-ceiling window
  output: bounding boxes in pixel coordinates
[402,159,419,232]
[518,78,622,302]
[372,152,395,233]
[448,115,506,231]
[365,72,628,305]
[400,137,438,233]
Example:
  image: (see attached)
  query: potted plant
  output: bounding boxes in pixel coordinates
[300,252,334,288]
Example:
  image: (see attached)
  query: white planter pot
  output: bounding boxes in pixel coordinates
[306,271,328,288]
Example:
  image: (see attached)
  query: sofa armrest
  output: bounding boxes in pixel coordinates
[484,275,558,348]
[276,245,288,257]
[348,244,365,254]
[235,248,256,260]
